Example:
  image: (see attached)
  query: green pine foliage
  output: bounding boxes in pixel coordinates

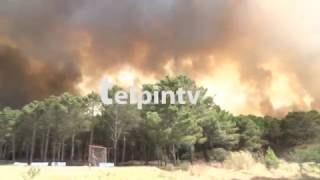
[234,116,264,152]
[0,75,319,165]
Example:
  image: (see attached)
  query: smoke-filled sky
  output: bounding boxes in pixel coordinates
[0,0,320,116]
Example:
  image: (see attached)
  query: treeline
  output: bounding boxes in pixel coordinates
[0,75,319,165]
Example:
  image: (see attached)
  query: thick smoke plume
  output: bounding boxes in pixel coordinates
[0,45,81,107]
[0,0,319,116]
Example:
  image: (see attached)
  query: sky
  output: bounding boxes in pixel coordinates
[0,0,320,116]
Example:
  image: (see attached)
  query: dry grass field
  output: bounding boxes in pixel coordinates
[1,152,319,180]
[1,161,319,180]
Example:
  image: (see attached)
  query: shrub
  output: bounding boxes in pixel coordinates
[178,162,191,171]
[289,145,320,163]
[264,147,280,169]
[208,148,229,162]
[22,167,40,180]
[223,151,256,170]
[162,164,175,171]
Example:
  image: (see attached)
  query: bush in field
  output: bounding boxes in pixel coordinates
[22,167,40,180]
[162,164,175,171]
[223,151,256,170]
[289,145,320,163]
[264,147,280,169]
[301,163,320,175]
[179,162,191,171]
[208,148,229,162]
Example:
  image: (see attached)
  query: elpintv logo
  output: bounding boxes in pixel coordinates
[99,77,201,109]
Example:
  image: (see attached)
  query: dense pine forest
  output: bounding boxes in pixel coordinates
[0,75,319,166]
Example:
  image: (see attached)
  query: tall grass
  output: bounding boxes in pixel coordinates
[223,151,256,170]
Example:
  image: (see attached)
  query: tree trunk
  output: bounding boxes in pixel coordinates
[83,140,88,161]
[113,139,118,165]
[190,145,194,164]
[89,103,95,146]
[77,141,82,161]
[44,128,50,161]
[29,124,37,164]
[11,134,15,162]
[171,144,177,165]
[25,142,29,162]
[70,132,75,161]
[144,144,149,165]
[3,144,8,159]
[202,143,209,162]
[52,141,56,162]
[157,147,163,166]
[164,147,167,166]
[40,133,45,160]
[112,106,119,165]
[0,143,3,159]
[121,135,126,162]
[130,143,135,161]
[57,142,61,161]
[61,138,65,161]
[89,129,94,145]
